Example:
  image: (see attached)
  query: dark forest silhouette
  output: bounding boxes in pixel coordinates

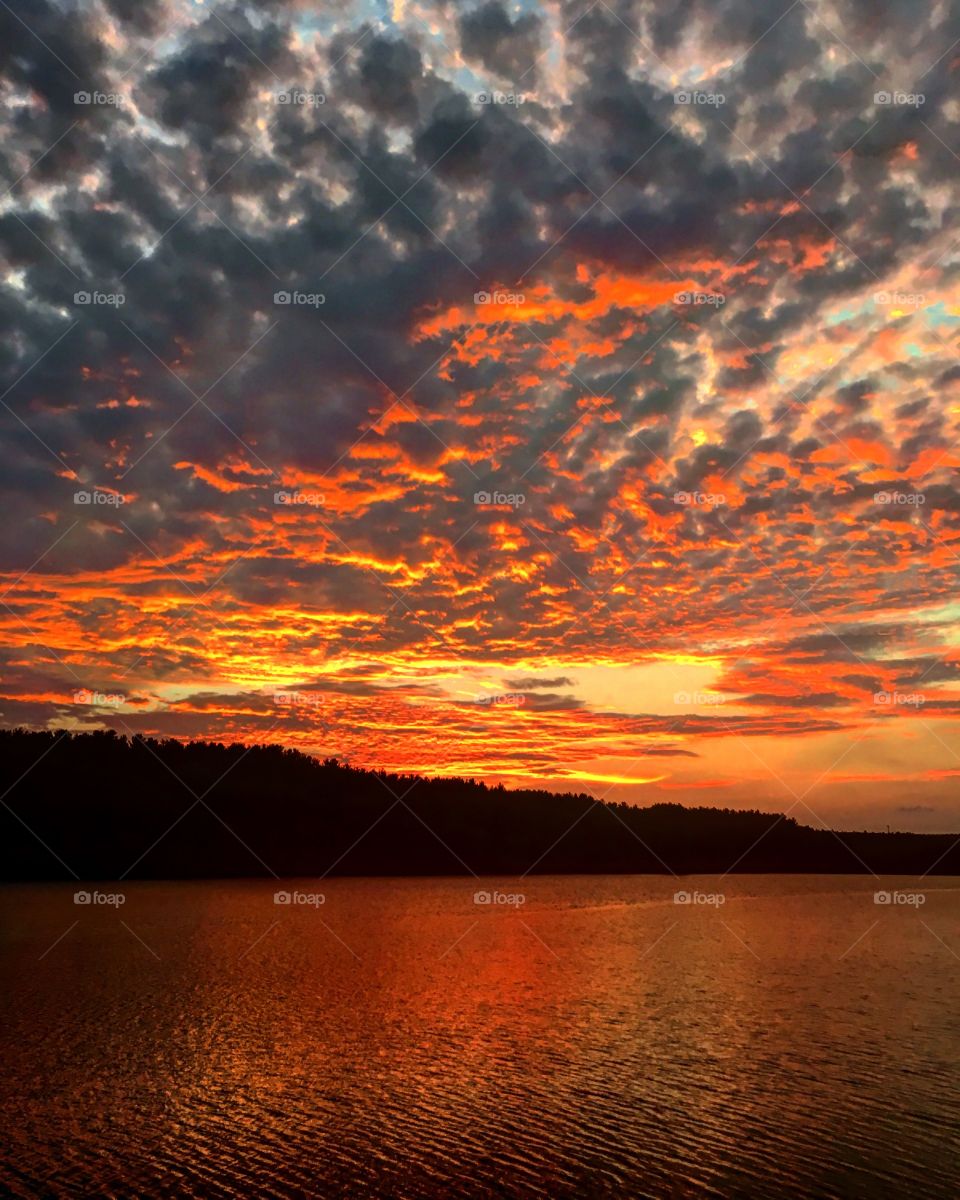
[1,728,957,880]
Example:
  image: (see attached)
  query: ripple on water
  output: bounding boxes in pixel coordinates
[2,876,960,1198]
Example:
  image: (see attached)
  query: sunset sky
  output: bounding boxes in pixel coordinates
[2,0,959,830]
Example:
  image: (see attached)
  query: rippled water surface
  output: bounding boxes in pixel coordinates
[2,875,960,1198]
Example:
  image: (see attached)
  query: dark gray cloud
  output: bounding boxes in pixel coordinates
[458,2,542,81]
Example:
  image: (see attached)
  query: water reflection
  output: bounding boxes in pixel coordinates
[1,875,959,1198]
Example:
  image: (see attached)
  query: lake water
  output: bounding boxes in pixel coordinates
[2,875,959,1198]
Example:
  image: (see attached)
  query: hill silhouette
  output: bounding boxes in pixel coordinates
[0,728,956,880]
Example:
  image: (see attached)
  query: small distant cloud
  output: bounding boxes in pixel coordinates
[520,693,584,711]
[739,692,848,709]
[504,676,576,690]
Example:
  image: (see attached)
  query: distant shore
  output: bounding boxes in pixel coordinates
[2,729,957,880]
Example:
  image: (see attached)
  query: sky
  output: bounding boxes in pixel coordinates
[1,0,959,831]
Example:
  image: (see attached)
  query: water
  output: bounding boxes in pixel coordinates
[2,875,959,1198]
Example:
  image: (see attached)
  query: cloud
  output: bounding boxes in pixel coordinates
[458,2,543,81]
[504,676,576,689]
[0,0,957,820]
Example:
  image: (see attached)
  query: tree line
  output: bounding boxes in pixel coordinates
[0,728,955,879]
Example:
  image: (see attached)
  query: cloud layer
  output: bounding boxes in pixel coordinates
[1,0,959,829]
